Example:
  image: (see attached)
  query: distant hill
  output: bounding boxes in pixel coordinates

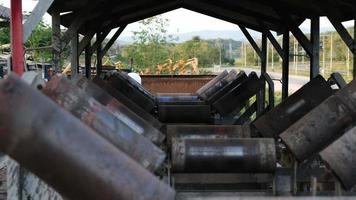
[117,26,342,45]
[118,30,258,44]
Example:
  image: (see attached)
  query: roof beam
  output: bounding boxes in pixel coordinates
[182,4,261,32]
[276,9,312,56]
[184,0,266,31]
[77,0,166,33]
[266,31,283,58]
[239,25,262,58]
[100,25,127,59]
[60,0,105,50]
[259,22,283,57]
[109,1,182,30]
[320,0,355,53]
[256,0,321,18]
[78,30,96,55]
[88,28,111,54]
[204,0,284,28]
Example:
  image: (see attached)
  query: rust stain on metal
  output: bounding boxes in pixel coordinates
[0,74,176,200]
[141,75,216,94]
[43,75,166,172]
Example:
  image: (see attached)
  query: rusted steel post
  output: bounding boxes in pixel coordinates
[253,75,333,138]
[93,76,165,133]
[172,138,276,173]
[10,0,24,75]
[280,78,356,162]
[74,76,165,143]
[43,75,165,172]
[0,74,175,200]
[320,126,356,190]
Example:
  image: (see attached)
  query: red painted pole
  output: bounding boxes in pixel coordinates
[10,0,24,76]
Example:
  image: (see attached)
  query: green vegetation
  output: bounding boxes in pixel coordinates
[0,20,52,62]
[0,14,353,79]
[239,28,355,82]
[117,16,234,73]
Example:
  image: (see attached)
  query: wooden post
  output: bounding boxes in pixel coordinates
[96,32,103,76]
[85,44,92,79]
[70,32,79,78]
[52,9,61,73]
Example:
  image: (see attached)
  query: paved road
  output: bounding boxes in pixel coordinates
[210,67,310,93]
[239,68,309,93]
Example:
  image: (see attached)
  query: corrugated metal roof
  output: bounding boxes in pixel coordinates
[0,5,10,21]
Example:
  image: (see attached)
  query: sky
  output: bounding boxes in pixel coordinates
[0,1,354,38]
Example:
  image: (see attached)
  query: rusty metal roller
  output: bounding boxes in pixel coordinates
[107,72,156,113]
[205,71,248,104]
[43,75,165,172]
[280,78,356,162]
[171,138,276,173]
[320,126,356,190]
[198,70,238,101]
[253,75,333,138]
[92,76,166,133]
[0,74,175,200]
[196,70,228,99]
[166,125,251,146]
[73,76,165,143]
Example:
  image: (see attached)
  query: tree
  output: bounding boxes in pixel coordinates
[0,20,52,62]
[0,27,10,45]
[25,20,52,62]
[176,36,220,67]
[123,15,177,72]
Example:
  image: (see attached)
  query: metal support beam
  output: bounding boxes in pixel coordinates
[90,29,111,54]
[239,25,262,58]
[277,10,312,56]
[96,32,103,76]
[266,31,283,57]
[282,30,290,100]
[85,44,92,79]
[78,31,95,55]
[60,1,104,51]
[320,0,356,77]
[23,0,54,42]
[51,9,61,73]
[70,32,79,78]
[10,0,24,76]
[260,33,268,110]
[100,25,127,59]
[328,18,354,52]
[310,17,320,79]
[261,33,267,73]
[290,27,312,56]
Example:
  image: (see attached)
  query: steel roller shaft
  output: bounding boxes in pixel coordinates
[0,74,175,200]
[172,138,276,173]
[43,75,165,172]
